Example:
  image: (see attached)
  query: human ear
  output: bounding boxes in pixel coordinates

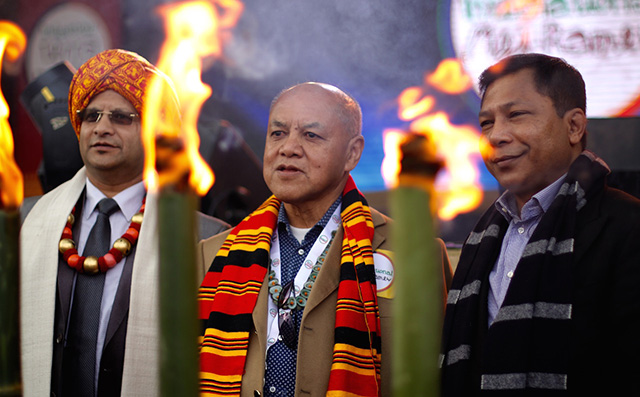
[345,135,364,172]
[565,108,587,146]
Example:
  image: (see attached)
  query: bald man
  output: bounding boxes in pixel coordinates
[197,82,452,396]
[20,49,228,397]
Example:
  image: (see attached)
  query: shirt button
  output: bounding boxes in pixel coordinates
[269,386,276,393]
[56,333,63,344]
[507,271,514,278]
[517,227,525,234]
[298,249,304,255]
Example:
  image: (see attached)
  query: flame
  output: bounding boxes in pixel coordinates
[425,59,472,95]
[409,112,483,221]
[381,129,406,187]
[142,0,243,195]
[398,87,435,120]
[0,21,26,210]
[382,58,484,220]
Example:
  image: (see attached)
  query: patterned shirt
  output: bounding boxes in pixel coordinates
[263,198,342,397]
[488,175,566,325]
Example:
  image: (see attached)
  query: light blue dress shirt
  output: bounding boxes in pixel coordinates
[488,175,566,325]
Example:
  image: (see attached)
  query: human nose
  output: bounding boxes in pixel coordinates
[278,134,302,157]
[484,119,512,148]
[92,113,115,134]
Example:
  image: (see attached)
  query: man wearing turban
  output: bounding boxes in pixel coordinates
[20,49,228,396]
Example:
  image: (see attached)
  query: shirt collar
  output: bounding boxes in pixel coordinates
[495,173,567,223]
[278,197,342,242]
[84,178,146,221]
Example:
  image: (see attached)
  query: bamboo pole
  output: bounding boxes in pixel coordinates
[0,209,21,396]
[391,134,443,397]
[157,137,199,396]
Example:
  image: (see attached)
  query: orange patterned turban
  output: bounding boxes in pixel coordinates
[68,49,162,137]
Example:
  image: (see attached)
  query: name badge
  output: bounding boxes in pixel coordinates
[373,250,394,299]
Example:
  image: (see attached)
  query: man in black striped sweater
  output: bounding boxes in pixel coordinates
[441,53,640,396]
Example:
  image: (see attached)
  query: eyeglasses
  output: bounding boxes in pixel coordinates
[277,280,298,350]
[76,109,139,126]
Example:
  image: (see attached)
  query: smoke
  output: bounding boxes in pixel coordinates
[222,0,441,100]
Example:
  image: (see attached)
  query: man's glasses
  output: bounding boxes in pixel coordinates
[277,280,298,350]
[76,109,139,126]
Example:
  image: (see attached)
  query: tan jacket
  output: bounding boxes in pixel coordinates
[197,207,451,396]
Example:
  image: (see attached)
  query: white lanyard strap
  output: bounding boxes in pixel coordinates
[265,205,341,351]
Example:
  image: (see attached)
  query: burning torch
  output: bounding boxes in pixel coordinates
[0,20,26,397]
[384,58,484,395]
[390,133,443,396]
[141,1,242,395]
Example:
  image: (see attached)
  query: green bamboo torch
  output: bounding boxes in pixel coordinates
[155,137,200,397]
[142,3,240,394]
[391,134,444,397]
[0,209,21,397]
[0,20,26,397]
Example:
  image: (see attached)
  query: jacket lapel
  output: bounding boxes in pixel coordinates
[57,190,86,326]
[104,246,136,346]
[572,191,607,267]
[251,273,270,357]
[370,210,388,254]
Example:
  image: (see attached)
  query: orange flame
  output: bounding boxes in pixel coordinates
[398,87,435,120]
[425,59,472,95]
[0,21,26,210]
[382,58,484,221]
[381,129,406,187]
[142,0,243,195]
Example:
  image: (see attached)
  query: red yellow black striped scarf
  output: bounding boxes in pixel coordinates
[198,176,381,396]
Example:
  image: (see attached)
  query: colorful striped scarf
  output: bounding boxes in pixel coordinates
[198,176,381,396]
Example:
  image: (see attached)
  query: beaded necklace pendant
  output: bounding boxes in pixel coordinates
[58,198,146,275]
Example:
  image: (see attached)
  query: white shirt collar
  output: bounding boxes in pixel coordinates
[84,178,146,221]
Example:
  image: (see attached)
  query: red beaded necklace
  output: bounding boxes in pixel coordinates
[58,198,145,275]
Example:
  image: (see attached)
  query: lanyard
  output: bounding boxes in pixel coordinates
[265,205,341,352]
